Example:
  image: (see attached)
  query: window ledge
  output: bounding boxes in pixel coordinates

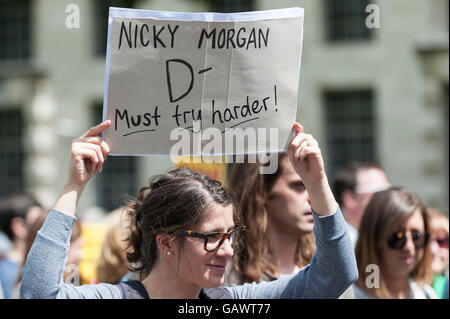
[0,59,46,79]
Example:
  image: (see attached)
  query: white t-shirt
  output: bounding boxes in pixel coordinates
[353,280,438,299]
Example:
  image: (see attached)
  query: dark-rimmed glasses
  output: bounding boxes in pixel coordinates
[387,230,429,250]
[177,225,247,252]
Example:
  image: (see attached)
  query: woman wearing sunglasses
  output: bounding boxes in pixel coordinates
[427,208,449,298]
[354,187,437,299]
[20,120,357,299]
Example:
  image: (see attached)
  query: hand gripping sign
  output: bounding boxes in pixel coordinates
[102,7,304,158]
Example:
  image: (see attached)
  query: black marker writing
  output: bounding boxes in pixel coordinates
[198,27,269,50]
[172,104,202,126]
[166,59,194,103]
[115,106,161,135]
[118,21,179,50]
[223,117,260,133]
[211,96,270,125]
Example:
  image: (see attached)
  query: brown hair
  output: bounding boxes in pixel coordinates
[228,154,315,283]
[355,187,433,298]
[0,193,42,240]
[333,162,384,205]
[126,167,237,277]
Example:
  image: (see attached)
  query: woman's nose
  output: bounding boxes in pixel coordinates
[403,236,416,253]
[430,240,440,253]
[216,237,234,257]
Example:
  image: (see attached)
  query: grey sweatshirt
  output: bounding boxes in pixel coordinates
[20,207,357,299]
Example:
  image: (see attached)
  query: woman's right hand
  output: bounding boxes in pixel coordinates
[67,120,111,187]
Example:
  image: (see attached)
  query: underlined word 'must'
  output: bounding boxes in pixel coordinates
[115,106,161,136]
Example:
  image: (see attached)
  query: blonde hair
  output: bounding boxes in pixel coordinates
[427,207,449,279]
[428,208,449,235]
[228,154,315,283]
[355,187,433,298]
[95,207,131,284]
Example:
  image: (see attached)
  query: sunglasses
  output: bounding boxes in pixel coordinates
[434,237,449,249]
[177,225,247,252]
[387,230,429,250]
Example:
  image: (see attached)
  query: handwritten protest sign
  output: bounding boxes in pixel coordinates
[102,7,304,156]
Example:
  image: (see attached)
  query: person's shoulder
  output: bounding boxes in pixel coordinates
[422,283,439,299]
[202,287,233,299]
[114,280,149,299]
[352,284,374,299]
[410,281,438,299]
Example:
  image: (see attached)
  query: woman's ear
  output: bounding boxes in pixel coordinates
[156,233,176,256]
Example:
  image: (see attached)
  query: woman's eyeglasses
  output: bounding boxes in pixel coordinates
[177,225,247,252]
[387,230,429,250]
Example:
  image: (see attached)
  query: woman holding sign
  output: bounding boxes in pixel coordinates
[20,120,357,299]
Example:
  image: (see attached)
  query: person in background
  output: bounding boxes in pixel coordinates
[427,208,449,298]
[0,193,42,298]
[0,230,11,298]
[227,153,315,285]
[354,187,436,299]
[0,231,11,256]
[0,227,11,299]
[95,206,132,284]
[333,162,390,246]
[0,276,4,299]
[443,277,449,299]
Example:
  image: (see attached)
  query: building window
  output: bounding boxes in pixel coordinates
[324,90,376,181]
[209,0,254,13]
[92,104,138,211]
[92,1,112,56]
[324,0,372,42]
[0,109,25,196]
[0,0,31,61]
[92,0,138,56]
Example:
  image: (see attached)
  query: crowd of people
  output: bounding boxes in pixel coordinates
[0,120,448,299]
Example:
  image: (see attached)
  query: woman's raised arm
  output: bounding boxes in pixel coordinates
[54,120,111,217]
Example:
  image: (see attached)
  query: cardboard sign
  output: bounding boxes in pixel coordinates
[102,7,304,156]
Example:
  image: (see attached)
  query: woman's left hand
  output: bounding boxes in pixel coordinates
[287,122,337,216]
[288,122,326,185]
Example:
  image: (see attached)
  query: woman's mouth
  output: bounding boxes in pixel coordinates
[303,211,314,220]
[401,255,414,264]
[206,264,226,271]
